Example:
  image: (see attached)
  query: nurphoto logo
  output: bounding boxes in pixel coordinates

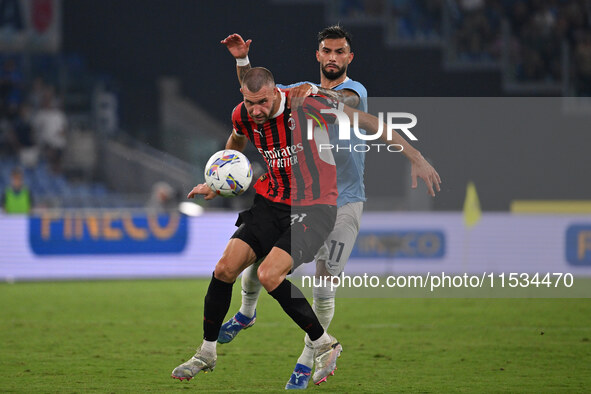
[306,108,418,153]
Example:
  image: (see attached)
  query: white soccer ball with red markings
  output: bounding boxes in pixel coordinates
[204,149,253,197]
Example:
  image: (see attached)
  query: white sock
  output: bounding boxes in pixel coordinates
[239,262,262,318]
[311,332,332,349]
[201,339,216,354]
[296,335,315,367]
[312,296,335,330]
[296,283,336,367]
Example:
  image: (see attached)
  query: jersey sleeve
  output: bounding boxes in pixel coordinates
[231,103,246,136]
[336,80,368,112]
[338,80,367,99]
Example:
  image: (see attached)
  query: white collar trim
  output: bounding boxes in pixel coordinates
[332,77,350,89]
[271,90,286,119]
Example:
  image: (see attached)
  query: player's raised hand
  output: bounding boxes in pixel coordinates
[411,157,442,197]
[287,83,316,111]
[187,183,217,200]
[221,33,252,59]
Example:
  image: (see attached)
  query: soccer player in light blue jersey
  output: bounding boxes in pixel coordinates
[219,25,440,389]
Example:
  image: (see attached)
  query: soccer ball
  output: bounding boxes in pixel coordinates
[204,150,253,197]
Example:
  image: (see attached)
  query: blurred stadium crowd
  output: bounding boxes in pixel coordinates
[334,0,591,92]
[0,54,117,209]
[450,0,591,89]
[1,0,590,212]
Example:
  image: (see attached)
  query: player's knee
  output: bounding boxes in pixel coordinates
[257,266,281,291]
[214,257,240,283]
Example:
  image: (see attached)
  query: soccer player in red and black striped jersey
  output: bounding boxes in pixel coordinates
[219,30,441,389]
[172,66,441,386]
[172,67,344,385]
[231,75,339,207]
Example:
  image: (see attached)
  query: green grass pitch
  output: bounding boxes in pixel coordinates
[1,279,590,392]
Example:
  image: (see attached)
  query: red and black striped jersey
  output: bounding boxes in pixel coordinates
[232,90,338,207]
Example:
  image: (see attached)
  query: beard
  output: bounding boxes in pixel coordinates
[321,64,347,80]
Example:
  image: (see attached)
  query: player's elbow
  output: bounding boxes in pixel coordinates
[227,135,246,152]
[343,95,360,108]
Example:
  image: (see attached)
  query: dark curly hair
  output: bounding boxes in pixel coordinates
[317,25,353,50]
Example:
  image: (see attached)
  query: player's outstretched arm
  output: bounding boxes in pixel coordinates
[408,152,441,197]
[317,87,360,108]
[221,33,252,84]
[342,106,442,197]
[187,183,217,200]
[288,85,360,110]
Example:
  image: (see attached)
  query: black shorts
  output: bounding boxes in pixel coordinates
[231,194,336,269]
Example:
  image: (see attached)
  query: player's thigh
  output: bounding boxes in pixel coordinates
[215,238,258,282]
[316,202,363,276]
[257,246,293,290]
[234,194,293,260]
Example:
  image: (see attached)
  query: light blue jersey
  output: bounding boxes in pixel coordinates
[278,78,367,207]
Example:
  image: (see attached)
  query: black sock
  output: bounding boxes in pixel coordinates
[203,272,234,341]
[268,279,324,341]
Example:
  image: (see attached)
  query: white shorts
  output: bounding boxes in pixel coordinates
[315,201,364,276]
